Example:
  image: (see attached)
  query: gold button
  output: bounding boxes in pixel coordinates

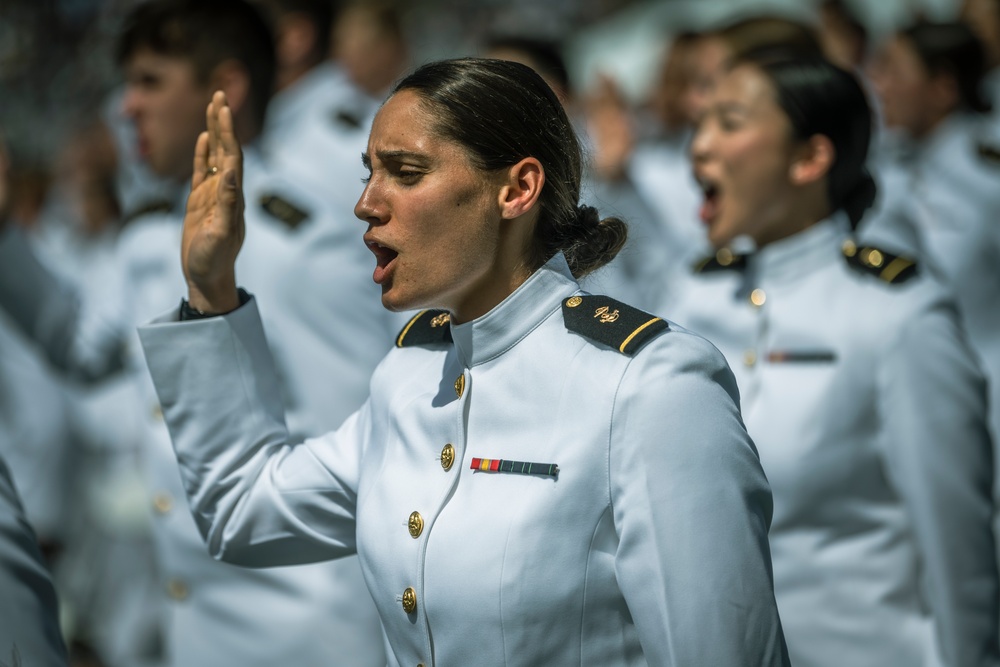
[151,404,164,421]
[842,239,857,257]
[749,289,767,307]
[566,296,583,308]
[441,444,455,471]
[166,579,189,601]
[743,349,757,367]
[152,492,173,514]
[402,587,417,614]
[454,374,465,398]
[866,249,884,268]
[408,511,424,538]
[716,247,734,266]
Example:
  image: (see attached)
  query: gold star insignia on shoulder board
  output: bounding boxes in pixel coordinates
[396,309,453,348]
[259,194,310,230]
[562,295,669,356]
[842,241,918,284]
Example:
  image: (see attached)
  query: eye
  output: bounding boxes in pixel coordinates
[397,169,422,185]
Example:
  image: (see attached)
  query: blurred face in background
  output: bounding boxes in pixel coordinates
[869,36,949,139]
[690,63,802,249]
[122,49,211,181]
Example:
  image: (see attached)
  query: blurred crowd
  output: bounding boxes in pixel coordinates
[3,0,1000,665]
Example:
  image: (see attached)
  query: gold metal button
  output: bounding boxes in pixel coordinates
[152,492,173,514]
[749,289,767,307]
[441,444,455,471]
[743,349,757,367]
[566,296,583,308]
[842,239,857,257]
[866,248,884,268]
[408,511,424,538]
[716,247,734,266]
[166,579,189,601]
[454,374,465,398]
[402,587,417,614]
[151,404,164,421]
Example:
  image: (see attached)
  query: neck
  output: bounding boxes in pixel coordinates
[753,191,830,250]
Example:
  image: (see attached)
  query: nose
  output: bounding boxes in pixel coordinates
[354,180,387,225]
[689,116,714,166]
[121,86,141,120]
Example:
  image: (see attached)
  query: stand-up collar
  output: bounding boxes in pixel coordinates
[749,215,848,284]
[450,254,579,368]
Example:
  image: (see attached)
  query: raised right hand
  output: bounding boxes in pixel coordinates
[182,91,245,313]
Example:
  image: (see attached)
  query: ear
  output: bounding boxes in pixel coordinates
[209,60,251,117]
[789,134,835,187]
[498,157,545,220]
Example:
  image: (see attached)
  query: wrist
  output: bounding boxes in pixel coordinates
[185,278,241,315]
[180,287,249,320]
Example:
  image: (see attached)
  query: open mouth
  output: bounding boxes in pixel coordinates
[697,177,722,224]
[365,238,399,285]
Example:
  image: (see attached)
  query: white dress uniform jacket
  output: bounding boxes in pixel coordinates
[138,254,790,667]
[0,148,392,666]
[661,218,1000,667]
[0,453,67,667]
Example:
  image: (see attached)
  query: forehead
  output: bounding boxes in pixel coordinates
[124,48,199,81]
[715,64,779,110]
[367,90,472,163]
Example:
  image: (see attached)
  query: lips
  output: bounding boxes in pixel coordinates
[364,236,399,285]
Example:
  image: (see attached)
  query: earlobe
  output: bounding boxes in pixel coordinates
[499,158,545,220]
[790,135,835,186]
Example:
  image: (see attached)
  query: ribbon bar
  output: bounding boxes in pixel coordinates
[470,458,559,477]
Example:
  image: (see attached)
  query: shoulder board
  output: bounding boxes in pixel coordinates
[562,295,669,356]
[977,143,1000,166]
[259,194,310,230]
[841,239,918,284]
[121,199,174,226]
[331,108,363,130]
[396,309,453,348]
[692,247,748,274]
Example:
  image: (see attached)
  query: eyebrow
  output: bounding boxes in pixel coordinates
[360,149,431,169]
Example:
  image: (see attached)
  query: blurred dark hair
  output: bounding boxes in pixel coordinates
[391,58,626,278]
[901,21,992,114]
[735,49,876,228]
[484,35,571,98]
[820,0,869,65]
[716,15,823,59]
[116,0,276,130]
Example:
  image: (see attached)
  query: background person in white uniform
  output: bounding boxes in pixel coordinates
[138,58,790,666]
[661,48,999,667]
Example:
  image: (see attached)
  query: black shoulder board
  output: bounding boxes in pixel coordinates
[331,108,362,130]
[842,239,918,284]
[562,295,669,356]
[977,143,1000,166]
[259,194,309,230]
[396,309,453,348]
[692,247,748,273]
[121,199,174,226]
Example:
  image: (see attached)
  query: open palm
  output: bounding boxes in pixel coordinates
[182,91,245,313]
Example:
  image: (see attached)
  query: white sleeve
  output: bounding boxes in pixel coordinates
[610,331,790,666]
[138,296,368,567]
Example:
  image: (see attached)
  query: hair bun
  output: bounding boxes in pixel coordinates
[841,169,877,228]
[575,205,600,227]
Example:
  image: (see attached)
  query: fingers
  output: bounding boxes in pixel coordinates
[192,131,210,189]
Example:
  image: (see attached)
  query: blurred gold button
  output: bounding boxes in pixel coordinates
[166,579,189,601]
[402,587,417,614]
[743,349,757,367]
[749,289,767,307]
[152,492,173,514]
[716,247,734,266]
[866,249,884,268]
[151,404,164,421]
[408,511,424,539]
[842,239,857,257]
[454,374,465,398]
[441,444,455,471]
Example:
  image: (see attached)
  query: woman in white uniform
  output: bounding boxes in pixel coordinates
[661,49,999,667]
[137,58,789,666]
